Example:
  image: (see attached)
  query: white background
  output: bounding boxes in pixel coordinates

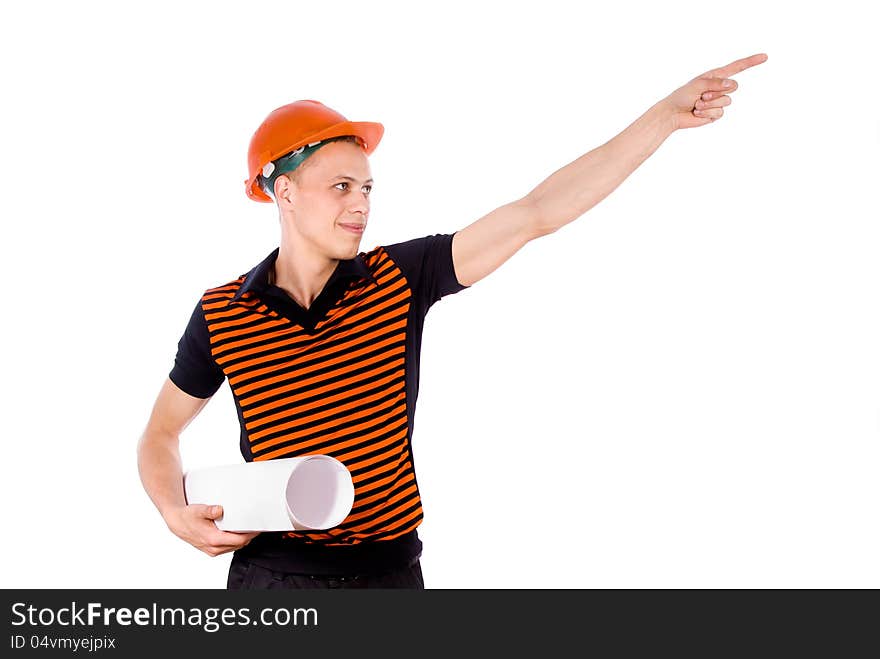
[1,0,877,589]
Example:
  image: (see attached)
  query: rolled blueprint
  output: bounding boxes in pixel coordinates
[183,455,355,532]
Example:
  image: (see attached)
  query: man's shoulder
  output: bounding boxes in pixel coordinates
[202,273,248,305]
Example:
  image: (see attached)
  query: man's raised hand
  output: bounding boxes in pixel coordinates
[663,53,768,130]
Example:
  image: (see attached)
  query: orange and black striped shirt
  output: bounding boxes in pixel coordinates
[169,232,469,575]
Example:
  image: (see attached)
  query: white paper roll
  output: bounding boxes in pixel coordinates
[183,455,355,532]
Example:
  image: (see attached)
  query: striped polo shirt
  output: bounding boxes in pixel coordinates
[169,232,469,575]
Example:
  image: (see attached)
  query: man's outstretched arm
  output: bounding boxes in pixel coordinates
[451,53,768,288]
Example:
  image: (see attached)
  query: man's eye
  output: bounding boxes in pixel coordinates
[335,182,372,193]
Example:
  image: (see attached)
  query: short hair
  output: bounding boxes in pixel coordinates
[262,135,364,200]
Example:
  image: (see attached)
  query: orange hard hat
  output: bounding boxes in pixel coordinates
[244,99,384,203]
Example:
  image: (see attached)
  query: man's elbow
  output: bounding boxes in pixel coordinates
[522,193,561,239]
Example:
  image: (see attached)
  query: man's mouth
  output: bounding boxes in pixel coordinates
[339,223,365,234]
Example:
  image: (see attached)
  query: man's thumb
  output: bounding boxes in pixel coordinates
[206,505,222,518]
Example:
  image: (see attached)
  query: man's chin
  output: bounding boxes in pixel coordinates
[330,243,361,260]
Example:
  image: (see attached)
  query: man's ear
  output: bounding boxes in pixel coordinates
[275,174,293,205]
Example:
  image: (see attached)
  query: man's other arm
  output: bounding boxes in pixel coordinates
[136,377,259,556]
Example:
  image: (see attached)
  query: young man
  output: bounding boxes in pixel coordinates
[137,53,768,589]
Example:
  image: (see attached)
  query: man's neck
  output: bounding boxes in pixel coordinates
[272,242,339,311]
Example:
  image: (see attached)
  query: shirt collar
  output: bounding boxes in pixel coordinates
[229,247,376,305]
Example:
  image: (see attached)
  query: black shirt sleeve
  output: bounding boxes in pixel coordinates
[168,297,226,399]
[383,232,470,316]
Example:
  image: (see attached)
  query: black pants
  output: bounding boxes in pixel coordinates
[226,552,425,589]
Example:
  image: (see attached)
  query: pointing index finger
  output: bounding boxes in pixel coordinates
[703,53,768,80]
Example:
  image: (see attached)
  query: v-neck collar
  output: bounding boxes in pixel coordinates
[226,247,377,329]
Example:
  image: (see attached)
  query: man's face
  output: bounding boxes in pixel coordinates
[278,140,373,259]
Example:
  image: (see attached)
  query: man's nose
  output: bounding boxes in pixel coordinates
[349,196,369,214]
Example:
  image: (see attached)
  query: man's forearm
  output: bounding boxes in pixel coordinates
[528,100,676,234]
[137,431,187,523]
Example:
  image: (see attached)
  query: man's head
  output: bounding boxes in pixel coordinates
[265,136,374,260]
